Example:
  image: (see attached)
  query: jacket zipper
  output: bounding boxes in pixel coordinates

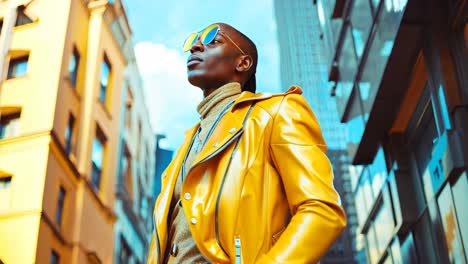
[215,104,255,258]
[214,130,244,256]
[235,236,242,264]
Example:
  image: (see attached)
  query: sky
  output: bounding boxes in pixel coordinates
[121,0,280,150]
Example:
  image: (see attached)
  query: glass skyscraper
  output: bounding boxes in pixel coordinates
[274,1,359,263]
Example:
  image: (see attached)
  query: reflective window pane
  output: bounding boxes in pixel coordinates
[452,172,468,259]
[359,0,408,120]
[100,56,111,104]
[345,95,366,159]
[7,56,28,79]
[317,0,339,65]
[350,164,364,192]
[374,188,395,253]
[437,183,466,263]
[369,147,388,195]
[363,168,376,205]
[355,180,368,227]
[336,26,358,118]
[0,112,21,139]
[366,226,380,263]
[68,48,80,87]
[400,232,418,263]
[391,238,403,264]
[371,0,381,11]
[350,0,373,59]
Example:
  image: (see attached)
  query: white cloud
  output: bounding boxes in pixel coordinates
[134,42,202,150]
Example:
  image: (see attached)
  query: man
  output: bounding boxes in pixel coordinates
[147,23,346,264]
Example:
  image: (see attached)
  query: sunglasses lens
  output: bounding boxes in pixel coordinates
[183,32,198,52]
[200,24,219,45]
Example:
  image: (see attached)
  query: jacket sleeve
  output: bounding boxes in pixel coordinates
[258,93,347,264]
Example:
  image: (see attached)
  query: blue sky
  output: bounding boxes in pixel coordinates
[122,0,280,150]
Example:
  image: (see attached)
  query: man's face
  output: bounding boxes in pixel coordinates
[186,25,242,90]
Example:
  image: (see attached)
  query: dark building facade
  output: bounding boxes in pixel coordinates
[316,0,468,263]
[274,1,360,263]
[153,134,173,197]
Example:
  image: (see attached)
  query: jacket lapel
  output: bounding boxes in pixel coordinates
[154,123,199,252]
[191,109,245,167]
[191,88,294,167]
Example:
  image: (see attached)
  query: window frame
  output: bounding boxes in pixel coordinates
[65,113,75,156]
[0,176,12,190]
[55,186,66,227]
[0,111,21,139]
[99,54,112,105]
[68,46,80,87]
[50,249,60,264]
[91,125,106,191]
[7,55,29,79]
[15,6,33,27]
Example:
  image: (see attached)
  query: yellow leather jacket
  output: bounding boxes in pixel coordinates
[147,86,346,264]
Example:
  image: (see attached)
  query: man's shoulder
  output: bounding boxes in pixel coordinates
[235,85,303,107]
[252,85,304,115]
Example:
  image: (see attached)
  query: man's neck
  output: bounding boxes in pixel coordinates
[197,82,242,119]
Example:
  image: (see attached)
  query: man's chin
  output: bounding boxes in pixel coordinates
[187,71,205,87]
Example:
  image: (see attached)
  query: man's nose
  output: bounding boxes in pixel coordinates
[190,36,204,53]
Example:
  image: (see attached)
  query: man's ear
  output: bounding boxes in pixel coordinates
[236,55,253,73]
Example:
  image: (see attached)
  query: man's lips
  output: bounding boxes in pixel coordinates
[187,55,203,67]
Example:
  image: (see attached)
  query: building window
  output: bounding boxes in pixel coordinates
[55,186,66,226]
[452,172,468,259]
[0,173,12,212]
[125,88,133,129]
[15,6,33,26]
[350,0,373,59]
[7,55,28,79]
[65,113,75,156]
[99,55,111,104]
[369,147,388,195]
[119,235,132,264]
[68,47,80,87]
[121,143,132,198]
[336,25,358,119]
[91,126,106,190]
[0,176,12,190]
[50,250,59,264]
[0,111,21,139]
[437,183,466,263]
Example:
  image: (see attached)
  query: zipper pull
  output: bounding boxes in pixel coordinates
[235,236,242,264]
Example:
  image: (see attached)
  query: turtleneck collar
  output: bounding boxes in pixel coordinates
[197,82,242,119]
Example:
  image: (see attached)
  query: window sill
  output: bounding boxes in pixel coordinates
[12,19,40,32]
[5,74,28,82]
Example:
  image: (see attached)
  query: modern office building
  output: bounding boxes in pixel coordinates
[153,134,173,197]
[113,23,156,264]
[274,1,359,263]
[0,0,152,263]
[316,0,467,263]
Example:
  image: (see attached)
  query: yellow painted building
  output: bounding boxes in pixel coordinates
[0,0,135,263]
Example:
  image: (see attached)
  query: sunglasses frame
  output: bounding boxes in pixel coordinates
[183,24,246,55]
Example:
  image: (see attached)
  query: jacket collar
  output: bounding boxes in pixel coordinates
[182,85,303,167]
[183,85,303,136]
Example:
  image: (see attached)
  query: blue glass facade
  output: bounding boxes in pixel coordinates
[274,1,359,263]
[316,0,468,263]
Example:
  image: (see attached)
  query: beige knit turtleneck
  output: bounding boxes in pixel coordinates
[164,82,242,263]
